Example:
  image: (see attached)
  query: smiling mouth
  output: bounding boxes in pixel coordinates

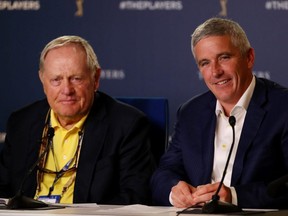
[214,79,231,85]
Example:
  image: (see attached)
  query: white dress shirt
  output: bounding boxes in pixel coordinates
[212,76,255,204]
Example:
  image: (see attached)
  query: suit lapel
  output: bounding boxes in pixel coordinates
[201,114,217,183]
[24,100,50,196]
[231,78,267,184]
[73,94,108,202]
[200,94,217,184]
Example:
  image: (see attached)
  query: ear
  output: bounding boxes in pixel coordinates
[247,48,255,69]
[94,68,101,91]
[38,70,47,95]
[39,70,44,84]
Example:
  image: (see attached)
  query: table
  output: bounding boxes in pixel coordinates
[0,204,175,216]
[0,204,286,216]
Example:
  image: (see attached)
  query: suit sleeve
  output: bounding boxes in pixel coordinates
[108,115,156,205]
[150,107,189,206]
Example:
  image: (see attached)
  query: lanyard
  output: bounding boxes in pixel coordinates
[47,130,84,197]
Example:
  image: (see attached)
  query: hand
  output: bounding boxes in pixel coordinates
[171,181,197,208]
[192,182,232,204]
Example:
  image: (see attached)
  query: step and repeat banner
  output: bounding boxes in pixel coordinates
[1,0,288,134]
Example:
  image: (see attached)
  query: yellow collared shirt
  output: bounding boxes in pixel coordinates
[36,110,87,203]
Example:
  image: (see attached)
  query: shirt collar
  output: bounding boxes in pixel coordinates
[215,76,256,116]
[50,109,88,132]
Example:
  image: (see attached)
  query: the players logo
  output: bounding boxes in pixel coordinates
[75,0,84,17]
[219,0,228,17]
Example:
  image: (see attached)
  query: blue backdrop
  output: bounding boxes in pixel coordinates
[1,0,288,134]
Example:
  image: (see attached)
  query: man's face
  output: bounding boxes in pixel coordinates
[194,35,254,111]
[39,44,100,127]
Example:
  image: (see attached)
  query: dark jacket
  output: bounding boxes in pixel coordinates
[151,78,288,208]
[0,91,155,204]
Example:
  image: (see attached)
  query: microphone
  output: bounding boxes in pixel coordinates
[7,127,54,209]
[267,174,288,198]
[202,116,242,213]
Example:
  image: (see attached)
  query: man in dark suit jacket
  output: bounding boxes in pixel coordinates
[0,35,155,205]
[150,18,288,209]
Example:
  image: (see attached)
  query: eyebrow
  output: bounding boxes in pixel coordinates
[197,52,234,65]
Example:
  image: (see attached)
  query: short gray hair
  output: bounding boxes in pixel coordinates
[39,35,100,75]
[191,17,251,57]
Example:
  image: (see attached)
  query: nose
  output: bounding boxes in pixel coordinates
[211,61,223,77]
[61,79,75,95]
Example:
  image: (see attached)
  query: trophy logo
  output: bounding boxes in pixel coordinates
[75,0,84,17]
[219,0,228,17]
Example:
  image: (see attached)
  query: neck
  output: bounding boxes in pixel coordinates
[220,102,235,117]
